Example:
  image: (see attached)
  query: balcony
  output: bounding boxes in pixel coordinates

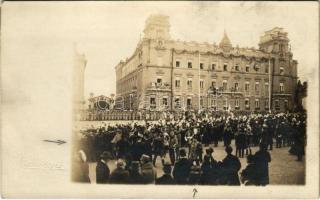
[146,82,171,92]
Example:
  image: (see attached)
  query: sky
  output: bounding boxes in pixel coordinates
[2,1,319,100]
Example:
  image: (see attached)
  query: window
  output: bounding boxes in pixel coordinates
[187,79,192,88]
[211,63,216,70]
[246,65,250,72]
[255,99,260,109]
[200,63,204,70]
[265,82,269,96]
[156,78,162,85]
[223,99,228,110]
[245,99,250,109]
[235,99,240,108]
[265,99,269,109]
[211,99,217,107]
[150,97,156,109]
[254,64,260,72]
[234,82,239,92]
[223,64,228,71]
[265,64,269,73]
[211,80,216,88]
[175,60,180,68]
[255,82,260,95]
[162,98,168,106]
[175,79,180,88]
[200,80,204,89]
[174,97,181,108]
[284,100,289,109]
[275,100,280,110]
[187,98,192,109]
[280,67,284,75]
[245,82,250,94]
[280,82,284,93]
[200,97,204,107]
[235,65,240,71]
[188,61,192,68]
[223,80,228,91]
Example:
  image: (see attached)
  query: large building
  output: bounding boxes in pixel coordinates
[115,15,298,112]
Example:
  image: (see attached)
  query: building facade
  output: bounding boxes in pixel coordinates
[115,15,298,112]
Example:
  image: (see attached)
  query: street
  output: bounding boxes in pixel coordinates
[87,140,305,185]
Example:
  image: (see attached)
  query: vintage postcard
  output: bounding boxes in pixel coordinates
[1,1,319,199]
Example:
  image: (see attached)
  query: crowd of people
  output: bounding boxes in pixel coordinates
[72,111,306,185]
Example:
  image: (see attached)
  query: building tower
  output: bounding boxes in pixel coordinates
[259,27,298,111]
[73,44,87,119]
[143,14,171,40]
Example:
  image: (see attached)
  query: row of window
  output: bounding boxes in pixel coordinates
[149,96,288,109]
[175,60,285,74]
[171,79,284,93]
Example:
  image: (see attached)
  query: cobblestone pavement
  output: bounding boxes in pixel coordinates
[87,140,305,185]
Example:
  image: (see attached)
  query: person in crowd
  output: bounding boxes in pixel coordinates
[195,139,203,165]
[96,151,111,184]
[128,161,143,184]
[223,122,233,147]
[240,154,258,185]
[200,154,213,185]
[109,159,130,184]
[156,162,175,185]
[168,131,178,165]
[235,124,246,158]
[173,149,192,184]
[152,133,165,166]
[140,154,157,184]
[72,150,91,183]
[116,136,130,159]
[220,146,241,185]
[189,162,202,185]
[253,143,271,185]
[76,111,306,185]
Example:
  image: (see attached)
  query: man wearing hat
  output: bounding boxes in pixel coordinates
[156,162,175,185]
[109,159,130,184]
[252,143,271,185]
[140,154,157,184]
[96,151,111,184]
[220,146,241,185]
[172,149,192,184]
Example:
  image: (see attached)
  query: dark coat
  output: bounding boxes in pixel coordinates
[220,154,241,185]
[128,172,144,184]
[173,158,192,184]
[240,163,259,185]
[253,150,271,185]
[156,174,175,185]
[109,168,130,184]
[140,162,157,184]
[96,160,110,184]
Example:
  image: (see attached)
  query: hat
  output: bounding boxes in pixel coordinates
[100,151,112,160]
[131,161,140,171]
[179,149,187,157]
[225,146,233,154]
[206,147,214,154]
[140,154,151,163]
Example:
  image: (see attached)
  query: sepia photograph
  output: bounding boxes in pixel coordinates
[72,1,310,186]
[1,1,319,199]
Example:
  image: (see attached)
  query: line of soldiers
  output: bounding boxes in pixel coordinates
[73,111,306,185]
